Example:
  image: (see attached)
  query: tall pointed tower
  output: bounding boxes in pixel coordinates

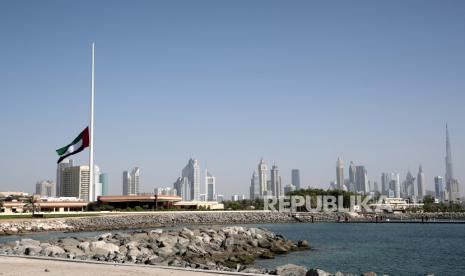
[445,124,460,202]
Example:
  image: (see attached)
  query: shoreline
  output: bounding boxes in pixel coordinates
[1,210,465,236]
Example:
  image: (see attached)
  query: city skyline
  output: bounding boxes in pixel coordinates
[2,1,465,198]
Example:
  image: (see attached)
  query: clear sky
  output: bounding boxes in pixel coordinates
[1,0,464,198]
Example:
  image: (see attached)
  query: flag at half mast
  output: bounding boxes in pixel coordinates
[56,127,90,163]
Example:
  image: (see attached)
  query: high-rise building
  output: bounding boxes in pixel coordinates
[404,171,415,198]
[205,169,216,201]
[56,159,74,197]
[231,194,245,201]
[389,173,401,198]
[355,166,368,194]
[284,184,296,194]
[249,171,260,200]
[270,163,283,197]
[417,165,425,199]
[61,165,90,200]
[349,162,356,192]
[154,187,177,196]
[35,180,55,197]
[434,176,445,202]
[445,124,460,202]
[336,157,344,190]
[99,173,108,196]
[123,167,140,196]
[181,159,200,201]
[291,169,301,190]
[258,158,268,196]
[381,173,389,196]
[173,177,190,200]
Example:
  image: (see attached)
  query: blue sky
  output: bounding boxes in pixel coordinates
[1,0,464,197]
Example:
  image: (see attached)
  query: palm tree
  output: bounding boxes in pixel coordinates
[24,195,40,216]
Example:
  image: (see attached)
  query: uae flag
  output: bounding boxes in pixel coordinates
[56,127,90,163]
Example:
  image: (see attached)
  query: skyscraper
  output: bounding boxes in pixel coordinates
[381,172,389,196]
[445,124,460,202]
[404,171,415,198]
[35,180,55,197]
[291,169,301,190]
[99,173,109,196]
[258,158,268,196]
[56,159,74,197]
[434,176,444,202]
[182,158,201,201]
[270,163,282,197]
[205,169,216,201]
[417,165,425,199]
[336,157,344,190]
[355,166,368,194]
[349,162,356,192]
[123,167,140,196]
[249,171,260,200]
[173,177,190,200]
[390,172,401,198]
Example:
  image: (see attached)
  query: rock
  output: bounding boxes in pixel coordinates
[63,245,85,257]
[361,272,377,276]
[306,268,331,276]
[258,238,272,249]
[89,241,119,256]
[24,245,42,256]
[98,233,112,240]
[298,240,309,248]
[241,267,268,274]
[259,251,275,259]
[274,264,308,276]
[44,246,65,256]
[157,246,174,259]
[150,229,163,234]
[20,239,40,247]
[271,241,289,254]
[59,238,80,247]
[78,242,90,252]
[334,272,345,276]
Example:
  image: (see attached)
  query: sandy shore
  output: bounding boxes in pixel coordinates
[0,256,257,276]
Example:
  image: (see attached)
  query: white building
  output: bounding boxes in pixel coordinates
[173,177,191,200]
[123,167,140,196]
[35,180,55,197]
[258,158,268,196]
[417,165,425,199]
[231,194,245,201]
[270,164,283,197]
[205,169,216,201]
[249,171,260,200]
[181,159,200,201]
[154,187,177,196]
[336,157,344,190]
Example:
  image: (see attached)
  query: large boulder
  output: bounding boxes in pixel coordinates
[24,245,42,256]
[89,241,119,257]
[274,264,308,276]
[44,245,65,256]
[306,268,331,276]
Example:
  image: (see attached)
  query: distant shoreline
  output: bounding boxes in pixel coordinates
[1,211,465,236]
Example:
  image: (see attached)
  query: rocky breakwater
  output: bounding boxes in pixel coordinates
[64,211,296,232]
[0,219,73,235]
[0,226,310,273]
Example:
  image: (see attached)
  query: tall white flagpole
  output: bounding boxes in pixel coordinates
[89,42,95,202]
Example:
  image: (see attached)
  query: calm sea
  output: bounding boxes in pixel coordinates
[1,223,464,275]
[254,223,465,276]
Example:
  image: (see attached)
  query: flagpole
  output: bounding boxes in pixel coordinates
[89,42,95,202]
